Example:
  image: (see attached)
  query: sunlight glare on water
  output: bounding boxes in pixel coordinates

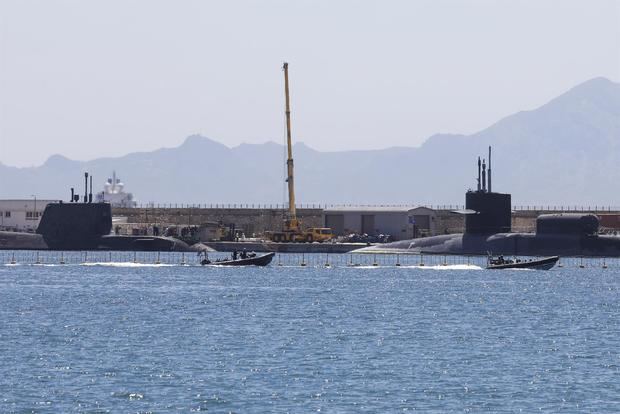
[0,252,618,412]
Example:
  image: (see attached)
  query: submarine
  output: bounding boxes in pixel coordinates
[355,147,620,257]
[0,173,195,252]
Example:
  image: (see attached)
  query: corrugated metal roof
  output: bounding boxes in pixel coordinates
[323,206,416,213]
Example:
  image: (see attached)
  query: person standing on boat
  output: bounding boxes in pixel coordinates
[200,251,211,265]
[232,250,238,260]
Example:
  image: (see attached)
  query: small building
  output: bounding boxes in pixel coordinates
[0,199,59,232]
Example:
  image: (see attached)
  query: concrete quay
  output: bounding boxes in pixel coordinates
[111,206,620,240]
[113,206,323,236]
[204,241,366,253]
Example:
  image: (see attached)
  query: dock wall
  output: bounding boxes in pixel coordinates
[112,207,620,237]
[112,207,323,236]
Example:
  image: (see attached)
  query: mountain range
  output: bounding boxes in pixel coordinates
[1,77,619,206]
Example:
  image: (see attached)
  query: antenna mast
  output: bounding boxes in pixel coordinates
[477,157,481,192]
[488,146,492,193]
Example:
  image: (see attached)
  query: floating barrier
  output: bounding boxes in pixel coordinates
[0,250,618,269]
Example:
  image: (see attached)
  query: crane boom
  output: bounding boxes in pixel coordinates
[265,63,334,243]
[283,62,297,225]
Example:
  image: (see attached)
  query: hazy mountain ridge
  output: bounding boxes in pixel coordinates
[1,77,619,205]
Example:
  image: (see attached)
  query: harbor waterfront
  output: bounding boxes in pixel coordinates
[3,0,619,411]
[112,205,620,239]
[1,252,618,412]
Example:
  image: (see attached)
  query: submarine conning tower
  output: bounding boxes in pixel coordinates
[37,203,112,250]
[36,173,113,250]
[465,146,512,234]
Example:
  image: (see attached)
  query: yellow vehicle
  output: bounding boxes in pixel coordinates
[268,223,334,243]
[306,227,334,242]
[266,63,333,243]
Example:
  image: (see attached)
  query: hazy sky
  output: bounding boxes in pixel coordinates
[1,0,619,167]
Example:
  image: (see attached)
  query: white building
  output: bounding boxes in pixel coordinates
[95,172,136,208]
[0,199,59,232]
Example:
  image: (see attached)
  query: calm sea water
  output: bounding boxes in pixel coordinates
[1,252,619,413]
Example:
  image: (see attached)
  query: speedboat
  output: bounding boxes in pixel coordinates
[486,255,559,270]
[201,252,275,267]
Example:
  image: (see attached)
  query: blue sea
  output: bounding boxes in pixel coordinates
[1,252,619,413]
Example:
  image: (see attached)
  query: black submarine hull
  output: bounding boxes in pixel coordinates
[354,231,620,257]
[98,235,193,251]
[0,231,194,251]
[0,231,49,250]
[0,202,195,251]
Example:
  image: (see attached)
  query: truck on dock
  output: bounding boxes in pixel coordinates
[266,222,333,243]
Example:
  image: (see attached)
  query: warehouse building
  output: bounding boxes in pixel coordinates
[322,206,460,240]
[322,207,414,241]
[322,207,411,240]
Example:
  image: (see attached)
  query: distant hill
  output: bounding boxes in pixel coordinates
[1,77,619,206]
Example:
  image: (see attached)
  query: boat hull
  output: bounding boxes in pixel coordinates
[202,252,275,267]
[486,256,559,270]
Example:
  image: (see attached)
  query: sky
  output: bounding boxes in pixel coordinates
[0,0,619,167]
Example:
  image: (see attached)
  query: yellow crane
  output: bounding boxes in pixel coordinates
[267,63,333,243]
[283,62,299,233]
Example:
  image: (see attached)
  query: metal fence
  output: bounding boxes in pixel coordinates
[0,250,618,269]
[128,203,620,212]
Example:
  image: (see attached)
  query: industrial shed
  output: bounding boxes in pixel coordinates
[322,207,414,241]
[321,206,455,240]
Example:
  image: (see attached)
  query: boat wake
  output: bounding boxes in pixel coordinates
[82,262,180,267]
[403,264,483,270]
[344,264,482,270]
